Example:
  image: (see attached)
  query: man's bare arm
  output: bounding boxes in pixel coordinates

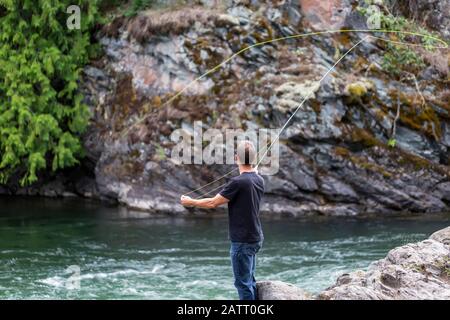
[180,194,229,209]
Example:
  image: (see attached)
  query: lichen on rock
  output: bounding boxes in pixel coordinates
[344,79,374,99]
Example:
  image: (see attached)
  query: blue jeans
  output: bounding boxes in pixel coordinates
[230,241,262,300]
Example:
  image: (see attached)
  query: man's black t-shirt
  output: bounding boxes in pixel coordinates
[219,172,265,243]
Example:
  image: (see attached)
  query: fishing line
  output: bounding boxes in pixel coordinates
[183,167,239,197]
[115,27,447,198]
[367,35,443,48]
[255,36,369,169]
[120,29,447,139]
[183,33,448,198]
[186,36,369,198]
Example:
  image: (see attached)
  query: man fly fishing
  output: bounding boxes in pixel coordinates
[180,140,265,300]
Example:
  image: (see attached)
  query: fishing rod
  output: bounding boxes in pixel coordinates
[181,33,447,198]
[185,36,369,198]
[115,28,447,198]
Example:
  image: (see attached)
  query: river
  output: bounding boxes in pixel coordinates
[0,196,449,299]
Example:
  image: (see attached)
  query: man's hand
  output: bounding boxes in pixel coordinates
[180,195,193,207]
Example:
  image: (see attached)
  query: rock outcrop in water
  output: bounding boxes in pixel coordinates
[258,226,450,300]
[1,0,449,217]
[257,280,312,300]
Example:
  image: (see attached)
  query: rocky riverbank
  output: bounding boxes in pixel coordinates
[257,226,450,299]
[1,0,449,217]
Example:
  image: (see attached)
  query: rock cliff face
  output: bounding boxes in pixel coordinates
[258,226,450,300]
[2,0,449,217]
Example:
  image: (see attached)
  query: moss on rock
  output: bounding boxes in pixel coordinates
[333,146,393,178]
[389,90,442,140]
[344,79,374,100]
[350,127,383,148]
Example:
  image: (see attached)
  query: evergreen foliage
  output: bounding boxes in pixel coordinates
[0,0,100,185]
[125,0,156,17]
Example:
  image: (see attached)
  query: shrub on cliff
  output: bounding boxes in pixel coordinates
[0,0,100,185]
[358,1,441,77]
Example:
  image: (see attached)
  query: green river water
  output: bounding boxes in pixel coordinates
[0,196,449,299]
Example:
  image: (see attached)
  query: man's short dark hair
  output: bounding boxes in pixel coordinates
[236,141,256,165]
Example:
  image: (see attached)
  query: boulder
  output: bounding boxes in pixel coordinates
[257,280,312,300]
[258,227,450,300]
[320,241,450,299]
[430,226,450,245]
